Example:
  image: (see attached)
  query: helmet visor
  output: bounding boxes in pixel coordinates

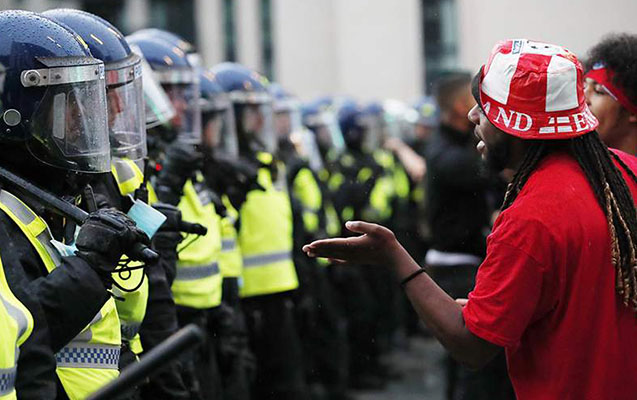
[274,103,304,139]
[133,48,176,129]
[290,128,324,171]
[28,61,110,173]
[163,80,202,145]
[306,111,345,153]
[106,57,147,161]
[203,103,239,159]
[237,102,276,153]
[359,113,383,152]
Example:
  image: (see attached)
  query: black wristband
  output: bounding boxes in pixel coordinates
[399,267,427,289]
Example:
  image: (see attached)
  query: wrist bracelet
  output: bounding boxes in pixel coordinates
[399,267,427,289]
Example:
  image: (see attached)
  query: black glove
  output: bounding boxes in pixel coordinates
[150,203,184,282]
[203,153,262,209]
[153,202,183,233]
[75,209,150,281]
[156,142,203,205]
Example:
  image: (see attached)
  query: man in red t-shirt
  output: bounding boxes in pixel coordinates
[303,39,637,400]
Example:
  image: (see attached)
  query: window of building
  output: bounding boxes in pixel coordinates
[421,0,460,92]
[82,0,125,32]
[149,0,195,44]
[260,0,274,80]
[222,0,236,61]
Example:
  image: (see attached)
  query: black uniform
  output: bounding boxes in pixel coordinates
[0,199,110,399]
[91,173,191,400]
[424,124,513,400]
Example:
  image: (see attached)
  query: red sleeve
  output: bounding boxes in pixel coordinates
[462,215,557,349]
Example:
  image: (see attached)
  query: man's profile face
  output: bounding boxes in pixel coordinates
[468,104,510,172]
[203,113,222,150]
[274,110,292,137]
[241,104,264,134]
[584,77,629,148]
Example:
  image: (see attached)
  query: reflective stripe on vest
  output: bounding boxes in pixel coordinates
[175,262,220,281]
[0,366,16,397]
[0,256,33,400]
[112,158,144,197]
[243,251,292,268]
[0,295,28,343]
[0,190,121,396]
[0,191,62,269]
[173,177,223,309]
[55,343,120,369]
[221,239,236,252]
[219,197,243,278]
[239,153,298,297]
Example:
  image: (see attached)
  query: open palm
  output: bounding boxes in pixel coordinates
[303,221,399,266]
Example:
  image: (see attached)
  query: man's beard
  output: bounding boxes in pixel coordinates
[484,134,512,173]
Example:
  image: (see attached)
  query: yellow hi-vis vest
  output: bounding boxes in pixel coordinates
[0,258,34,400]
[111,158,149,355]
[219,195,243,278]
[0,190,121,400]
[173,175,223,309]
[292,167,322,234]
[239,152,298,298]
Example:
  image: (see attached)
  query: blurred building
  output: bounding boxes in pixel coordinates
[3,0,637,102]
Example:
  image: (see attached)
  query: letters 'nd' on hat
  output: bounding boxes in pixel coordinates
[473,39,598,139]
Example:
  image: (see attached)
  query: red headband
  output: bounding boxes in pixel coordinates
[585,65,637,115]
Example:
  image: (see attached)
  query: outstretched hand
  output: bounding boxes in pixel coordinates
[302,221,401,266]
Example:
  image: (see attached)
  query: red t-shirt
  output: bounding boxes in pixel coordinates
[463,150,637,400]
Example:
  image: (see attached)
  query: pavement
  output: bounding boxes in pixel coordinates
[352,336,448,400]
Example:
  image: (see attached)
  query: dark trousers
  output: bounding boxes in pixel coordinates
[209,278,254,400]
[295,265,349,396]
[329,265,379,382]
[242,292,310,400]
[427,264,515,400]
[176,306,222,400]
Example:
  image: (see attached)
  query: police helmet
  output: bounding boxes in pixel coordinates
[128,34,201,145]
[0,10,110,173]
[199,68,238,158]
[45,9,147,161]
[210,62,275,154]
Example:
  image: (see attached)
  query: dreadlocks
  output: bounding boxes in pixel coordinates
[501,131,637,311]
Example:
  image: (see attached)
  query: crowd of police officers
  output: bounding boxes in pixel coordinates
[0,8,440,400]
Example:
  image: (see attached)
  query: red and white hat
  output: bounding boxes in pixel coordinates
[475,39,598,139]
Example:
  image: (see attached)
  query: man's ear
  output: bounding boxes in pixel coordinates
[629,113,637,124]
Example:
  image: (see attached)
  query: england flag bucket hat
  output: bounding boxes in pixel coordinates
[472,39,598,139]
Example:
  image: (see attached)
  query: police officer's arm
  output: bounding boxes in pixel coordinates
[303,221,501,369]
[0,212,109,351]
[28,258,111,351]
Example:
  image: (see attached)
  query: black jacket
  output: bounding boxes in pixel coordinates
[424,124,491,257]
[0,209,109,399]
[92,174,190,400]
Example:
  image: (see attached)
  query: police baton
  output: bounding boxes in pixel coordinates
[87,324,205,400]
[0,165,158,263]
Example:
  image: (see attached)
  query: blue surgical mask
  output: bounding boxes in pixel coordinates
[127,197,167,238]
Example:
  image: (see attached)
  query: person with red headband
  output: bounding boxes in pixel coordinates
[584,34,637,154]
[303,39,637,399]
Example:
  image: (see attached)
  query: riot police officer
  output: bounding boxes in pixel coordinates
[42,10,190,399]
[0,10,151,399]
[129,32,224,400]
[271,84,350,399]
[212,62,310,400]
